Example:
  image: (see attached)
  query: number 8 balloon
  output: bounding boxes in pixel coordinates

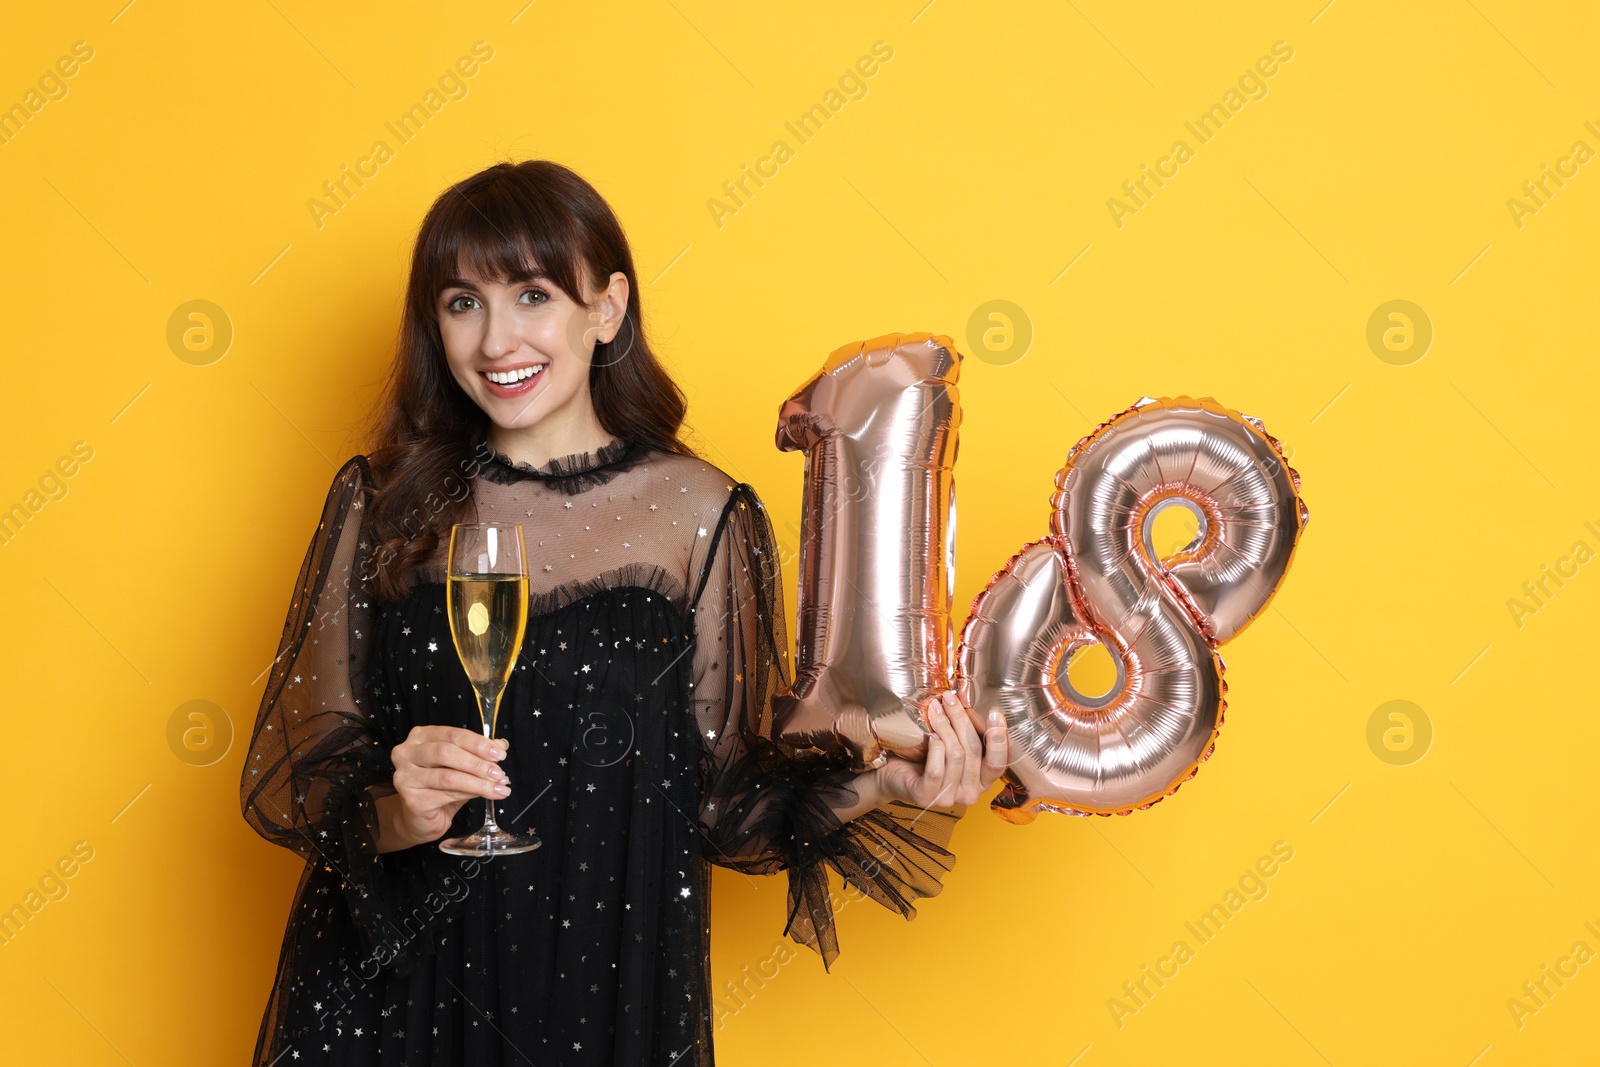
[957,395,1308,820]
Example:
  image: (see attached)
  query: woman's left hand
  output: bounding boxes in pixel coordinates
[875,690,1010,809]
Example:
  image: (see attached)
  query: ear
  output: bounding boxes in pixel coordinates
[596,271,630,342]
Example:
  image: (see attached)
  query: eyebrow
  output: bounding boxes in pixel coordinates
[440,270,551,291]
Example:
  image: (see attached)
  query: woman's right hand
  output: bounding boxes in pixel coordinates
[382,725,510,849]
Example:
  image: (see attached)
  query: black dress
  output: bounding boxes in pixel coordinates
[240,436,964,1066]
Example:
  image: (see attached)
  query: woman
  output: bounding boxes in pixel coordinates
[240,159,1008,1066]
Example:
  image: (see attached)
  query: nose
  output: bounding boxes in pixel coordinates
[480,304,520,360]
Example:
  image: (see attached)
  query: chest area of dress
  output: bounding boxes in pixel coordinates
[366,583,694,746]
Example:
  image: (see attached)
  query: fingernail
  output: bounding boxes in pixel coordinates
[491,748,506,760]
[495,784,510,795]
[989,710,1003,727]
[490,767,504,780]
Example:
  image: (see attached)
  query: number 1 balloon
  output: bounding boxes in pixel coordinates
[770,333,959,769]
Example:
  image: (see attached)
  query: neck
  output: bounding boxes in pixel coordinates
[486,404,616,469]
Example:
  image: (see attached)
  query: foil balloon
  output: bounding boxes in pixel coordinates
[956,396,1307,821]
[771,333,960,769]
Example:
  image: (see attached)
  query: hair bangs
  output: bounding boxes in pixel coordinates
[422,179,590,308]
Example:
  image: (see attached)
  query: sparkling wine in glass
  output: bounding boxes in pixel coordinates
[439,522,541,856]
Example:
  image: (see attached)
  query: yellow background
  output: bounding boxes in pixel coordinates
[2,1,1596,1063]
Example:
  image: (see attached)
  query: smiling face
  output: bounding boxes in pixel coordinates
[436,259,629,453]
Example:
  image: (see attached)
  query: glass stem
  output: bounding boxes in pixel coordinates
[480,689,503,834]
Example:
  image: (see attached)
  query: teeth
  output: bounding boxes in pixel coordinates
[485,365,544,385]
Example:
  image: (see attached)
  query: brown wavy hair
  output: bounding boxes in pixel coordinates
[362,159,695,601]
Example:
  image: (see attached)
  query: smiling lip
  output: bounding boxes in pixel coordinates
[478,363,547,399]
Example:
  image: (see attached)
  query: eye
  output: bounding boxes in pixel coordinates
[520,288,549,305]
[443,293,479,313]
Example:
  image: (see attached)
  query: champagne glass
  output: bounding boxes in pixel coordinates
[439,522,541,856]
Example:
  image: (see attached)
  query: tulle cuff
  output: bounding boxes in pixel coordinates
[333,779,472,979]
[780,768,964,970]
[334,780,417,976]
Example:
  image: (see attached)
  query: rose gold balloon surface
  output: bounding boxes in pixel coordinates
[771,333,961,769]
[957,396,1307,819]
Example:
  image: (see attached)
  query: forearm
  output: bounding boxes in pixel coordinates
[822,768,892,825]
[372,786,427,854]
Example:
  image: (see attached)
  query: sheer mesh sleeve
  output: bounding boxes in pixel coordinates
[240,456,410,967]
[688,482,965,969]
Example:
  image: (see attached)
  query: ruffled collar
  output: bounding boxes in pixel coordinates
[474,435,646,492]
